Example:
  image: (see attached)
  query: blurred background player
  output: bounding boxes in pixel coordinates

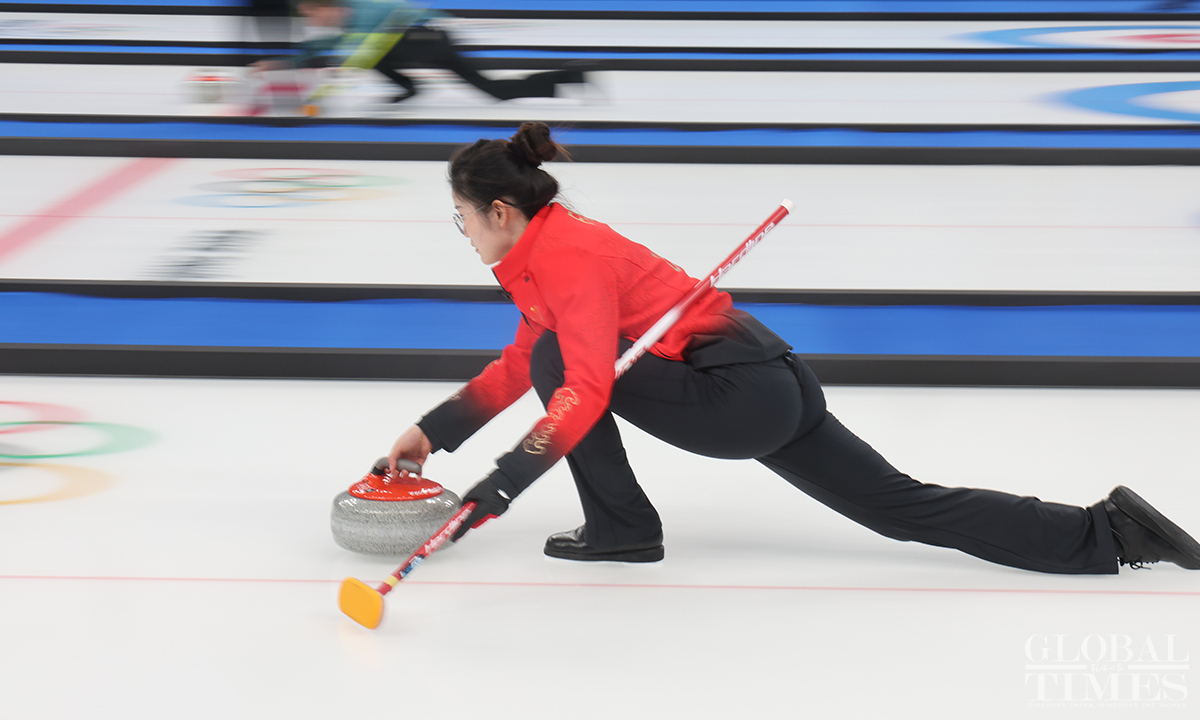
[241,0,295,61]
[254,0,589,104]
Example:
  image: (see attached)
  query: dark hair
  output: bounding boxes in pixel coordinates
[448,122,569,219]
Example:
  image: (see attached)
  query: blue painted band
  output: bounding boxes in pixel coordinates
[0,44,289,55]
[2,293,1198,358]
[5,121,1200,149]
[14,1,1170,12]
[466,49,1200,60]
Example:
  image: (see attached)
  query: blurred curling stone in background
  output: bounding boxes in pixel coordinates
[184,69,240,103]
[331,458,461,556]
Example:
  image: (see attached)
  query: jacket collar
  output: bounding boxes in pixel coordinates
[493,203,554,287]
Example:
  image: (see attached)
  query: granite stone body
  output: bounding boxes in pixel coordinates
[330,458,463,556]
[331,489,463,556]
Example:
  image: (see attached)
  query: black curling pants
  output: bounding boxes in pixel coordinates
[376,26,581,101]
[530,332,1119,575]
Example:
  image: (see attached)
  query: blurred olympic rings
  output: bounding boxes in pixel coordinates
[0,462,116,506]
[0,401,86,435]
[0,421,157,459]
[177,167,403,209]
[0,402,156,505]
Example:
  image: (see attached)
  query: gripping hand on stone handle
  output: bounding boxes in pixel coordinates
[386,425,433,479]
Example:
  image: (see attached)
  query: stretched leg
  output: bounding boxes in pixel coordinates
[758,411,1118,574]
[374,65,417,101]
[441,56,577,100]
[385,27,581,101]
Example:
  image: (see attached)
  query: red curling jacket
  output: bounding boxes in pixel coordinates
[418,203,790,499]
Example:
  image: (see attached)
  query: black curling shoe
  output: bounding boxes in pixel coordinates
[1105,486,1200,570]
[544,525,664,563]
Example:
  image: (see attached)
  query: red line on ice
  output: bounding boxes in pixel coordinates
[2,575,1198,597]
[0,157,176,263]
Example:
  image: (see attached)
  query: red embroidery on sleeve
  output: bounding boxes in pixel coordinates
[523,387,581,455]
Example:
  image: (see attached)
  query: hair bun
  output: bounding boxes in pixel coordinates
[509,122,565,167]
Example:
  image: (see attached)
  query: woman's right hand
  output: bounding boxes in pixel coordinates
[387,425,433,477]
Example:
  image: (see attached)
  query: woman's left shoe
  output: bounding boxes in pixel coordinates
[544,525,664,563]
[1105,485,1200,569]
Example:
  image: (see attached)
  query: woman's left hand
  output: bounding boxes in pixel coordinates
[451,477,512,542]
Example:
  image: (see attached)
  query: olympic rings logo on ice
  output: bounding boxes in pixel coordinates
[176,167,404,209]
[0,401,157,506]
[969,25,1200,49]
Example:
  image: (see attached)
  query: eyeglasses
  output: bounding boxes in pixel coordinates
[452,200,515,236]
[452,204,487,236]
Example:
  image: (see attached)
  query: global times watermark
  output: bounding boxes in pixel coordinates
[1025,634,1189,708]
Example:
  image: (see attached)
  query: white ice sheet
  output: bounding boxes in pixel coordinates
[1,375,1197,719]
[4,14,1200,49]
[3,157,1198,292]
[7,63,1200,125]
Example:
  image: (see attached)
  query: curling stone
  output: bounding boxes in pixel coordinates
[185,69,237,103]
[331,458,461,556]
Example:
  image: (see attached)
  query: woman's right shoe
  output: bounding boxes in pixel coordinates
[544,525,664,563]
[1105,485,1200,569]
